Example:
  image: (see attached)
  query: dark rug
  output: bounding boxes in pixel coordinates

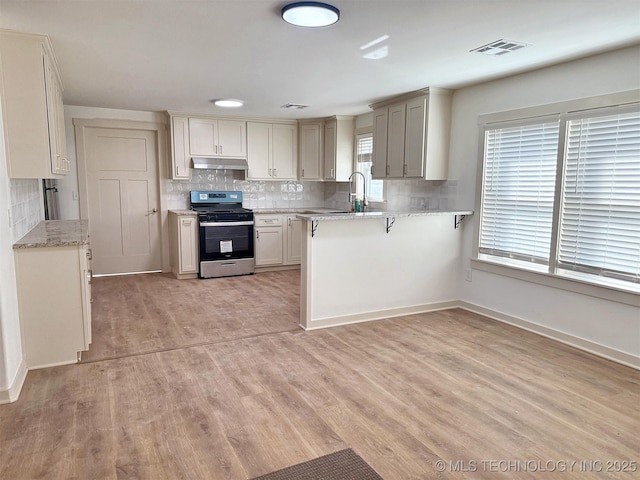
[251,448,383,480]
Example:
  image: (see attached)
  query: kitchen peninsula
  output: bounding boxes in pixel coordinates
[297,210,472,330]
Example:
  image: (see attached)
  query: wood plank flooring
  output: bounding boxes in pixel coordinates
[1,272,638,479]
[82,271,301,362]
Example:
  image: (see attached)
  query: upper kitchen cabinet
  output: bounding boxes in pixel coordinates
[371,88,452,180]
[323,116,354,181]
[247,121,297,180]
[298,120,323,181]
[0,30,69,178]
[169,115,191,179]
[188,117,246,158]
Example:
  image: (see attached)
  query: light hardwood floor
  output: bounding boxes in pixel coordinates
[81,270,301,362]
[1,272,638,479]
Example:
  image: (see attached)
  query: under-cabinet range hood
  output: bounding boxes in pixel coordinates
[191,157,249,171]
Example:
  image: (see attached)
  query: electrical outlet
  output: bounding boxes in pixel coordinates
[465,269,473,282]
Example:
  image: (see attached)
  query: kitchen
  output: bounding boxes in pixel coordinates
[1,1,639,478]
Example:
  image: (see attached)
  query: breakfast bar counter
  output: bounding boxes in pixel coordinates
[298,210,473,330]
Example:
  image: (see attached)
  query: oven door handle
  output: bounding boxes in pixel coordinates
[199,221,255,227]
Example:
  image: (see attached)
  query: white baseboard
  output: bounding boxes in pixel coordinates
[301,299,639,370]
[301,301,459,331]
[0,359,28,404]
[458,301,640,370]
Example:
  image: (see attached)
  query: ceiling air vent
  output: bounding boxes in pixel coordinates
[471,39,529,56]
[281,103,310,109]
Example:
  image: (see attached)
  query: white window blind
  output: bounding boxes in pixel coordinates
[480,121,560,264]
[355,133,384,202]
[559,109,640,283]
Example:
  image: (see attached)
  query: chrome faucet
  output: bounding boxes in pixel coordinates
[348,171,368,211]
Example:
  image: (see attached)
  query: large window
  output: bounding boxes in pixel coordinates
[478,103,640,291]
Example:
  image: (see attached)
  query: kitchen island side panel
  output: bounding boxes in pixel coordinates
[301,214,462,328]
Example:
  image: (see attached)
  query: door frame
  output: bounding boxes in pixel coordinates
[74,118,170,273]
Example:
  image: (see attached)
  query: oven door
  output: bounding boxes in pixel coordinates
[199,221,254,262]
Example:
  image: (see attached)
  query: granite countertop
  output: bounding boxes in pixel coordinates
[169,209,197,216]
[14,220,89,249]
[295,209,474,221]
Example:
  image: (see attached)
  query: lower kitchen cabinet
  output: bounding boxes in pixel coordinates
[284,215,302,264]
[169,211,199,278]
[14,244,92,369]
[255,215,284,266]
[255,214,302,268]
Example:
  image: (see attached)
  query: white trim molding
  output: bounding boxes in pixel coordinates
[0,359,28,404]
[301,299,639,370]
[458,301,640,370]
[300,301,459,331]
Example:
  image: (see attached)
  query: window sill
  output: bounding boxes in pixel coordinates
[472,256,640,307]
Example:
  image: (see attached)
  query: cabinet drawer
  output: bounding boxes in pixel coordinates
[255,216,282,227]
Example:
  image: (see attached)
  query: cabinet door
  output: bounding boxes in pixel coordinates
[79,244,92,350]
[44,52,66,175]
[404,96,427,178]
[387,103,406,177]
[189,118,218,156]
[272,123,297,180]
[372,108,388,179]
[323,120,336,179]
[217,120,246,157]
[247,122,272,180]
[255,226,283,266]
[178,216,198,274]
[299,122,323,180]
[285,215,302,264]
[171,116,191,179]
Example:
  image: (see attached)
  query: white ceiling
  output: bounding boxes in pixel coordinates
[1,0,639,119]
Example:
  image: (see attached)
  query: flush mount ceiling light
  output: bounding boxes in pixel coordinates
[213,99,244,108]
[281,2,340,27]
[470,39,529,56]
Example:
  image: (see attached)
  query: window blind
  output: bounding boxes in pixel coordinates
[559,109,640,283]
[356,135,373,162]
[355,133,384,202]
[480,121,560,264]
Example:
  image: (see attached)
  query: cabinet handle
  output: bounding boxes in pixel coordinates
[301,168,305,177]
[386,164,390,176]
[273,168,277,177]
[331,168,335,178]
[87,249,93,260]
[256,230,260,239]
[288,217,291,227]
[268,168,272,177]
[219,145,223,154]
[371,165,374,176]
[215,144,218,155]
[88,269,93,284]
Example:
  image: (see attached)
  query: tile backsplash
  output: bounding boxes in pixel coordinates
[10,179,43,242]
[323,179,458,211]
[166,172,324,210]
[167,174,457,212]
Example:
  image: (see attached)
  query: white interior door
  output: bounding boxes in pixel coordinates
[82,126,161,275]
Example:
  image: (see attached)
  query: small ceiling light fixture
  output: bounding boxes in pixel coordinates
[281,1,340,27]
[213,99,244,108]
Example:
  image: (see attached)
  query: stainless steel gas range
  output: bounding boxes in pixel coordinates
[190,191,255,278]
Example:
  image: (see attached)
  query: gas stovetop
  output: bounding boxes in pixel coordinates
[190,190,253,222]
